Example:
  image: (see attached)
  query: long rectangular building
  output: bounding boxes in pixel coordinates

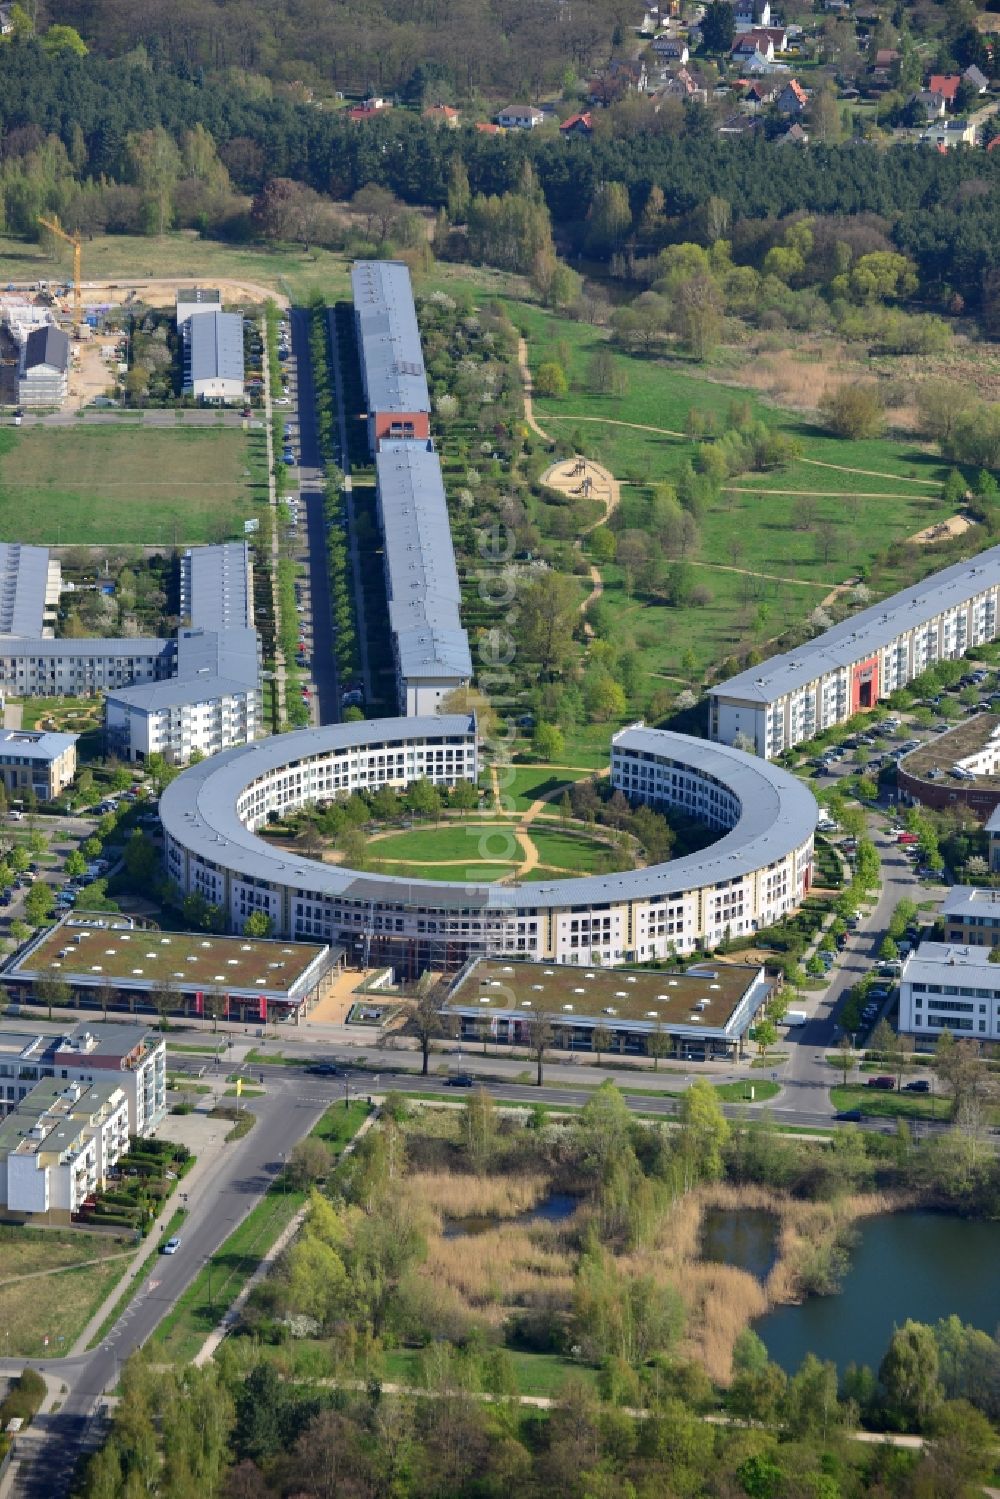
[709,546,1000,758]
[899,940,1000,1045]
[352,261,471,716]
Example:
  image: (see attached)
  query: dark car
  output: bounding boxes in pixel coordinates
[305,1062,339,1076]
[446,1074,475,1088]
[836,1108,863,1122]
[903,1079,930,1092]
[867,1075,896,1090]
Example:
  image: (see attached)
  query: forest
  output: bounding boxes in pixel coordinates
[3,41,1000,311]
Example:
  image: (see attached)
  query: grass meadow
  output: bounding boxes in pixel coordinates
[0,426,257,544]
[0,1227,137,1356]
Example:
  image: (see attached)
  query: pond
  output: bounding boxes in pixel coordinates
[756,1211,1000,1375]
[443,1192,579,1239]
[701,1208,778,1282]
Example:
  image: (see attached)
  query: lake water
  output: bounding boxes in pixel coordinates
[756,1211,1000,1374]
[701,1208,778,1282]
[443,1192,579,1238]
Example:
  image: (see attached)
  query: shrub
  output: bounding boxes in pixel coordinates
[818,384,884,439]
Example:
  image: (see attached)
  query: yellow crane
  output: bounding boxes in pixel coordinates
[36,216,82,335]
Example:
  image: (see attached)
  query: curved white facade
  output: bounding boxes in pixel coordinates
[159,717,817,972]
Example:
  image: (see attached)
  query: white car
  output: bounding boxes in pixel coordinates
[162,1236,181,1255]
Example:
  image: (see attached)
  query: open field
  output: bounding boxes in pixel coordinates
[365,819,627,882]
[0,427,257,544]
[496,766,591,812]
[830,1084,942,1121]
[0,1227,136,1356]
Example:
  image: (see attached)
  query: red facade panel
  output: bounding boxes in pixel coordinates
[850,654,879,713]
[373,411,430,446]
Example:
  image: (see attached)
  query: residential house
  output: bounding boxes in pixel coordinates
[0,729,77,801]
[348,97,391,122]
[652,36,689,63]
[916,117,976,148]
[734,0,771,33]
[423,103,460,127]
[475,121,503,134]
[775,78,809,114]
[588,57,649,104]
[559,111,594,135]
[744,79,779,110]
[18,325,70,409]
[908,88,947,120]
[733,34,775,62]
[872,48,901,79]
[778,121,809,144]
[928,74,963,107]
[496,104,544,128]
[657,67,707,102]
[0,4,13,35]
[964,64,989,94]
[744,25,789,51]
[743,52,789,76]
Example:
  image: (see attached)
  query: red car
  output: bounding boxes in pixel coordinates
[897,832,919,845]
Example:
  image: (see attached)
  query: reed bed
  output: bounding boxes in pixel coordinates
[421,1224,576,1321]
[403,1170,552,1220]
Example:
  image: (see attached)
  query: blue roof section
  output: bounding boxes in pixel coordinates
[377,441,472,683]
[181,542,253,632]
[0,544,50,638]
[160,723,816,913]
[352,261,430,415]
[710,543,1000,704]
[184,310,244,388]
[0,728,76,760]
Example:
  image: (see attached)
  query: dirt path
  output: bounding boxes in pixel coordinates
[688,560,831,589]
[723,486,933,501]
[580,563,603,638]
[517,336,551,442]
[0,1251,134,1289]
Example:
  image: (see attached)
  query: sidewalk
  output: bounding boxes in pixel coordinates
[192,1106,379,1367]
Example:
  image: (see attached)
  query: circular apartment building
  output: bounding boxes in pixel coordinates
[159,716,817,974]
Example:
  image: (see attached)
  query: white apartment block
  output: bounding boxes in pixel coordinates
[710,548,1000,757]
[0,1023,167,1136]
[0,1078,130,1220]
[899,941,1000,1045]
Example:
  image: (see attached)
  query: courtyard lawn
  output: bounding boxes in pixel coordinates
[0,427,257,544]
[369,861,517,883]
[496,766,591,812]
[528,825,623,873]
[370,823,521,865]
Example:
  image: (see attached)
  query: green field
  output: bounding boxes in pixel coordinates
[496,766,591,812]
[0,426,259,544]
[830,1083,942,1120]
[366,819,624,881]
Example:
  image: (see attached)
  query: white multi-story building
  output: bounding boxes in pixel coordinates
[899,941,1000,1045]
[0,1023,166,1136]
[709,548,1000,757]
[0,1077,130,1220]
[159,717,816,974]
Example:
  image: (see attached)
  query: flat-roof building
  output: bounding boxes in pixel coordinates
[709,546,1000,758]
[940,885,1000,946]
[0,1019,166,1136]
[445,956,771,1060]
[0,1077,130,1221]
[175,287,222,330]
[5,914,338,1026]
[0,728,77,800]
[899,940,1000,1044]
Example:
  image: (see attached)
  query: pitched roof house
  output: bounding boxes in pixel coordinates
[658,66,706,101]
[423,104,461,127]
[559,111,594,135]
[496,104,544,128]
[652,36,689,62]
[733,34,774,61]
[964,64,989,93]
[928,74,963,104]
[733,0,771,33]
[775,78,809,114]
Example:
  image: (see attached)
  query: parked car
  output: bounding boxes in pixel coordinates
[867,1076,896,1090]
[903,1079,930,1092]
[161,1236,182,1255]
[836,1108,863,1122]
[446,1074,475,1088]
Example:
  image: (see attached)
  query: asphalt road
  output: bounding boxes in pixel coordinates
[289,306,339,727]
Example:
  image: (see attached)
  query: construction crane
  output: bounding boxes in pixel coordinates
[36,216,82,335]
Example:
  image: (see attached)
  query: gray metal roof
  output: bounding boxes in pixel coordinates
[106,627,259,711]
[160,722,816,913]
[986,807,1000,834]
[0,636,169,659]
[0,543,50,637]
[939,884,1000,918]
[710,544,1000,705]
[185,310,244,388]
[23,325,69,375]
[377,440,471,683]
[180,543,253,632]
[0,728,77,760]
[901,940,1000,986]
[352,261,430,415]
